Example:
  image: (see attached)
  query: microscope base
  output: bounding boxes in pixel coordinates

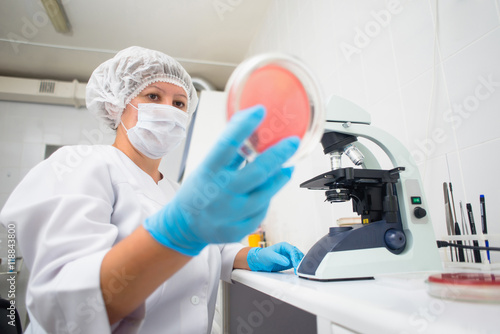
[297,247,442,281]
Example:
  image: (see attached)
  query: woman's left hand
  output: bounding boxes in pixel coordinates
[247,242,304,274]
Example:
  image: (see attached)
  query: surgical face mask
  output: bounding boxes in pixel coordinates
[121,103,189,159]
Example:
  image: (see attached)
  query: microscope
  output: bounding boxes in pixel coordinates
[297,96,442,281]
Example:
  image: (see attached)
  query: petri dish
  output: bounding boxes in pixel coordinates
[226,53,325,166]
[427,273,500,303]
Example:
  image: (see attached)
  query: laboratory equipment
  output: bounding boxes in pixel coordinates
[427,273,500,302]
[225,53,324,166]
[297,96,442,280]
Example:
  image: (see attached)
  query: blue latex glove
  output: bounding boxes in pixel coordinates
[247,242,304,273]
[144,106,300,256]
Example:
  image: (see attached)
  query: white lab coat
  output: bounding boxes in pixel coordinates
[0,145,244,334]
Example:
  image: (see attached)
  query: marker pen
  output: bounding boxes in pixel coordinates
[480,195,491,264]
[466,203,482,263]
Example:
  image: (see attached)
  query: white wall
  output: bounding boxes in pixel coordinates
[0,101,110,208]
[245,0,500,261]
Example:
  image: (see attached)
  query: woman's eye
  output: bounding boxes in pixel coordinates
[148,93,159,100]
[174,101,186,109]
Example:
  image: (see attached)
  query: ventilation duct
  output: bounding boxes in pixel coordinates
[0,76,216,109]
[0,76,86,108]
[39,80,56,93]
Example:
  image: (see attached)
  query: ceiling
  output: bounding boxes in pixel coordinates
[0,0,273,90]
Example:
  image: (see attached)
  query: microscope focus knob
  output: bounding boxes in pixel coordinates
[384,229,406,250]
[414,207,427,219]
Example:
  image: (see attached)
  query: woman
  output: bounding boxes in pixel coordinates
[0,46,303,333]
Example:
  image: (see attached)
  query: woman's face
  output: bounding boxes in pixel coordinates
[121,82,189,129]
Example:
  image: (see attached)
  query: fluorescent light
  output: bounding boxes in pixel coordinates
[41,0,70,33]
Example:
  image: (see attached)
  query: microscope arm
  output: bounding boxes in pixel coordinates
[324,121,420,180]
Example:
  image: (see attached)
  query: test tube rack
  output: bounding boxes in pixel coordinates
[440,233,500,272]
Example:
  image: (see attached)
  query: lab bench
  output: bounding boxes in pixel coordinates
[225,269,500,334]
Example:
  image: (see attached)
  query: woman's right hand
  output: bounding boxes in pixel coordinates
[143,105,299,256]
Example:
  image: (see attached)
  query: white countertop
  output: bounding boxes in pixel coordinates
[231,269,500,334]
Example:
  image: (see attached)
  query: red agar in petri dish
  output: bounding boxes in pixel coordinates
[428,273,500,286]
[226,53,324,165]
[235,64,310,153]
[427,273,500,302]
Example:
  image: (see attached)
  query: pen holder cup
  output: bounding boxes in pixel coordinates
[440,234,500,272]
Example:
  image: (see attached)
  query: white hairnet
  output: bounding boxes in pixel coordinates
[86,46,199,130]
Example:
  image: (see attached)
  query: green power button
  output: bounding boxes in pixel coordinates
[411,196,422,205]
